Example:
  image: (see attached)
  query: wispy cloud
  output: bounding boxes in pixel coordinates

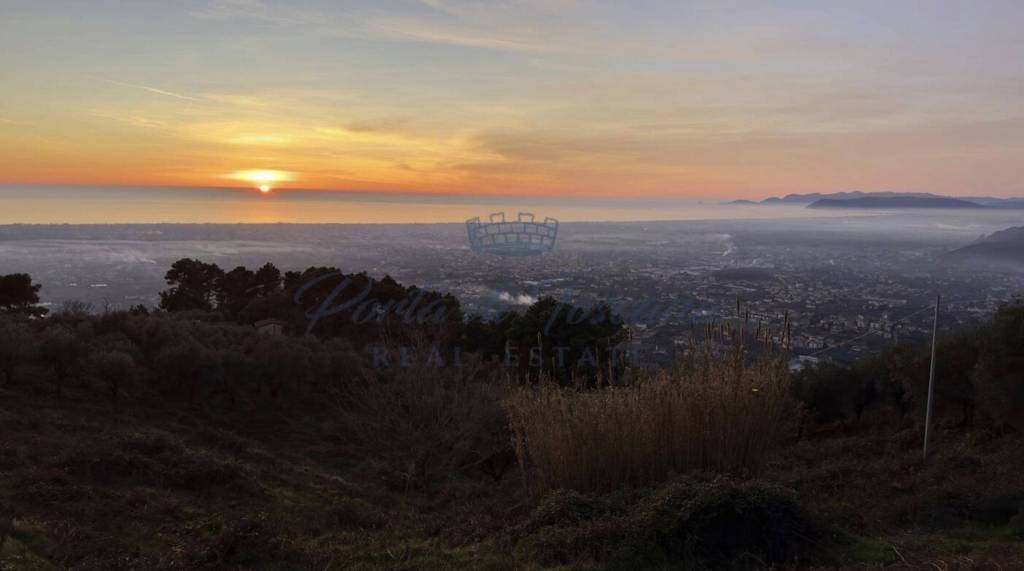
[199,92,269,107]
[190,0,326,26]
[372,19,550,52]
[0,117,30,126]
[189,0,567,53]
[342,116,412,134]
[90,110,168,129]
[103,79,201,102]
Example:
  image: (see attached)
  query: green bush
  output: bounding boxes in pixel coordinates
[512,476,828,570]
[791,362,876,425]
[974,302,1024,429]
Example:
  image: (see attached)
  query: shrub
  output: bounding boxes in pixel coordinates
[89,350,137,412]
[154,340,223,401]
[37,325,85,397]
[0,317,32,386]
[507,350,794,493]
[512,476,827,570]
[335,350,507,490]
[248,336,312,400]
[892,332,981,427]
[973,302,1024,429]
[791,362,876,425]
[54,299,95,319]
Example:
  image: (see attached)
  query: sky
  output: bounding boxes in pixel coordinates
[1,0,1023,200]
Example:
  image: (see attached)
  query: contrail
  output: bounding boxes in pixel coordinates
[102,79,201,102]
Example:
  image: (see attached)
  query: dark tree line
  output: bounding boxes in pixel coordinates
[792,300,1024,432]
[4,264,1024,451]
[2,261,632,391]
[154,259,629,381]
[0,265,632,486]
[462,297,630,384]
[158,259,282,314]
[0,303,369,411]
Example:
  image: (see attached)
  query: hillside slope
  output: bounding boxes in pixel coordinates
[949,226,1024,264]
[0,389,514,570]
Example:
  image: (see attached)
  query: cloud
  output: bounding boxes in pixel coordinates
[472,129,634,163]
[178,120,300,146]
[372,19,550,52]
[103,79,201,102]
[190,0,569,53]
[189,0,324,26]
[0,117,30,126]
[90,111,168,129]
[343,116,412,134]
[198,93,270,107]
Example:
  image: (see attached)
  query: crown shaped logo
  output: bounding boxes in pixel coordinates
[466,212,559,256]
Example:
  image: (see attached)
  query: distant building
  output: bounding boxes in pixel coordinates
[254,318,288,336]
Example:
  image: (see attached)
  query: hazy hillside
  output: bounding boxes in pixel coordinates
[751,192,1024,208]
[762,191,942,204]
[949,226,1024,264]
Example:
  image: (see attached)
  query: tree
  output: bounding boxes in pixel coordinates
[251,337,311,400]
[791,362,876,425]
[158,259,224,312]
[0,273,47,316]
[219,349,254,406]
[253,262,283,296]
[881,331,981,428]
[500,297,628,384]
[974,302,1024,430]
[91,350,136,413]
[934,333,981,427]
[217,266,256,317]
[154,340,222,402]
[876,345,916,418]
[39,325,84,397]
[0,319,32,386]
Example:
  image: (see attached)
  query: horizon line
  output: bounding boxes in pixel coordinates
[3,182,1022,204]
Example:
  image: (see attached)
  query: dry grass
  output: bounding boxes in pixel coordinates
[507,350,795,493]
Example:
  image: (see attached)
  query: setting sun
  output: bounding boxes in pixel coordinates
[230,170,292,189]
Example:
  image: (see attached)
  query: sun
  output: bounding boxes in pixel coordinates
[229,169,292,194]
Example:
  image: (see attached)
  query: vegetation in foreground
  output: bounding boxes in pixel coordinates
[1,268,1024,569]
[508,353,793,494]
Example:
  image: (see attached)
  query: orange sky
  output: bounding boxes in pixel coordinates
[2,1,1023,200]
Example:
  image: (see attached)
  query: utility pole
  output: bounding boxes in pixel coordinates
[923,294,940,459]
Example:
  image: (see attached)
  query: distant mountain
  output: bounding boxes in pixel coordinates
[948,226,1024,265]
[807,196,985,209]
[726,199,758,205]
[760,191,941,204]
[962,197,1024,209]
[751,191,1024,207]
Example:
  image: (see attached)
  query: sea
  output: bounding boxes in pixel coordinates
[1,185,858,224]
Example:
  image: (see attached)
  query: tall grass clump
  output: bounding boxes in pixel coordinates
[507,350,795,493]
